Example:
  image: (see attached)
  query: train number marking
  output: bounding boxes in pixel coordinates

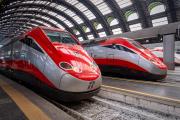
[88,81,95,89]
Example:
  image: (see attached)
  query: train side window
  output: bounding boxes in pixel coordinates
[116,45,136,54]
[103,45,116,49]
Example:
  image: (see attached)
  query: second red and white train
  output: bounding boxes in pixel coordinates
[84,37,167,80]
[151,47,180,65]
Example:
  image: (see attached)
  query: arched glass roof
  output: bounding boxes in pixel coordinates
[0,0,179,40]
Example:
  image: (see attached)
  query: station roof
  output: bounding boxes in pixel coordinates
[0,0,179,41]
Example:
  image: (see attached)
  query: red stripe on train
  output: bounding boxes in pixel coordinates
[94,58,148,72]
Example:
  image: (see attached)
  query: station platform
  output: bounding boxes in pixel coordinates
[102,67,180,106]
[0,74,75,120]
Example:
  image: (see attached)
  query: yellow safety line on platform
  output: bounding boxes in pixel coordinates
[0,79,51,120]
[102,85,180,104]
[103,76,180,88]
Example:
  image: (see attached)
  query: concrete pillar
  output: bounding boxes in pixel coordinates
[163,34,175,70]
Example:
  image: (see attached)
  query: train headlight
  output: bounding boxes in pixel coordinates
[60,62,82,73]
[60,62,73,70]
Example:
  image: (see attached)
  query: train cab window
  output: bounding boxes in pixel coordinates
[131,41,146,50]
[44,30,78,45]
[103,45,116,49]
[122,46,136,54]
[115,44,136,54]
[21,38,44,53]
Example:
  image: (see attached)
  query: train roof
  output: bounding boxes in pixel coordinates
[1,26,67,46]
[82,37,134,47]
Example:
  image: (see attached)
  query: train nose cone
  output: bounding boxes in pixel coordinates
[53,43,101,80]
[60,73,102,92]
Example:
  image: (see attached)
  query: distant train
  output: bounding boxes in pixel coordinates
[84,37,167,80]
[0,26,102,101]
[151,47,180,65]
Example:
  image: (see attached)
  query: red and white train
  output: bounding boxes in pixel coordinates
[0,26,102,101]
[84,37,167,80]
[151,47,180,65]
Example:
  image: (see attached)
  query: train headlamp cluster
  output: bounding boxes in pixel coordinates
[60,61,98,73]
[60,62,82,73]
[60,62,73,70]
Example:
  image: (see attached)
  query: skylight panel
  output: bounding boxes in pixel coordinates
[129,23,142,31]
[74,30,80,35]
[96,2,112,15]
[33,0,50,4]
[40,16,49,20]
[56,15,66,21]
[64,9,76,17]
[34,20,44,24]
[152,17,168,27]
[47,11,57,16]
[64,20,74,27]
[65,0,78,5]
[112,28,122,34]
[31,23,38,27]
[83,10,96,20]
[85,27,90,33]
[23,1,33,4]
[74,2,96,20]
[98,32,106,37]
[40,1,50,4]
[48,19,57,24]
[63,9,83,24]
[72,16,83,24]
[96,24,103,30]
[91,0,103,5]
[127,12,139,21]
[75,3,87,11]
[87,34,94,40]
[115,0,132,8]
[9,1,19,5]
[27,8,38,11]
[42,9,49,13]
[78,37,83,41]
[150,4,166,15]
[91,0,112,15]
[56,5,67,11]
[57,24,65,30]
[76,31,80,35]
[36,21,50,27]
[50,3,57,7]
[110,19,119,26]
[5,9,15,13]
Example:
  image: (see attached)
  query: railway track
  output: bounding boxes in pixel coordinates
[49,96,179,120]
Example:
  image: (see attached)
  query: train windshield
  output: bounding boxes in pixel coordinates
[44,30,78,44]
[131,41,146,50]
